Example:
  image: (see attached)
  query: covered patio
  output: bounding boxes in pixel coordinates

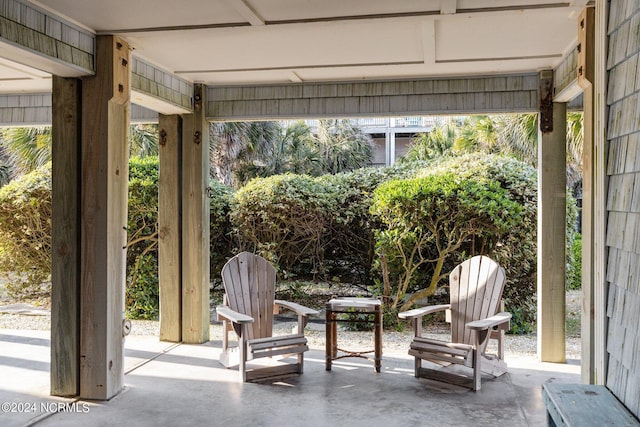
[2,326,579,427]
[1,0,639,424]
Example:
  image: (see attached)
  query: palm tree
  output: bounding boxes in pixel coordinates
[402,119,457,162]
[0,127,51,178]
[129,124,158,157]
[210,121,280,188]
[453,115,498,154]
[493,112,583,189]
[278,121,320,175]
[494,113,538,165]
[315,119,374,174]
[565,112,584,191]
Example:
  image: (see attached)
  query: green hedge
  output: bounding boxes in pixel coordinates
[0,163,51,298]
[126,158,236,317]
[0,152,579,333]
[231,163,422,282]
[126,156,160,318]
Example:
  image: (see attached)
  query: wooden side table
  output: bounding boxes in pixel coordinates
[325,297,382,373]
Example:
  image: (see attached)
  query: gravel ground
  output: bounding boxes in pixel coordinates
[0,294,582,360]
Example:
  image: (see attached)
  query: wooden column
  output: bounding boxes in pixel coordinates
[591,0,608,386]
[80,35,131,400]
[51,76,81,397]
[181,84,210,343]
[537,70,567,362]
[158,114,182,342]
[578,6,598,383]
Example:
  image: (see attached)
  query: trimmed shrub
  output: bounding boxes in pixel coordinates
[126,156,159,319]
[232,173,339,275]
[428,154,539,330]
[567,233,582,290]
[231,162,424,282]
[371,165,524,312]
[0,163,51,299]
[126,253,159,319]
[209,180,234,292]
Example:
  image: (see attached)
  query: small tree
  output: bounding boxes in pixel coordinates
[371,171,523,311]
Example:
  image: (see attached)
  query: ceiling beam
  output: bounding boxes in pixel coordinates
[0,0,94,77]
[131,57,194,115]
[207,74,540,121]
[421,21,436,65]
[224,0,265,26]
[441,0,457,15]
[104,3,572,33]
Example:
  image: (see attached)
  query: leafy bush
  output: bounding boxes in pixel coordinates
[373,153,578,331]
[126,253,159,319]
[209,180,234,290]
[0,164,51,299]
[126,156,159,318]
[232,173,339,275]
[231,163,423,282]
[429,154,539,328]
[126,160,236,317]
[371,161,524,312]
[567,233,582,290]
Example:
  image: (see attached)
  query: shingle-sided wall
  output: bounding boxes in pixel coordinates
[605,0,640,418]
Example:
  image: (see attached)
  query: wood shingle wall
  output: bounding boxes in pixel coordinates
[605,0,640,418]
[207,74,540,120]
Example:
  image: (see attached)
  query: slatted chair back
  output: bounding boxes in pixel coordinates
[221,252,276,341]
[449,255,506,353]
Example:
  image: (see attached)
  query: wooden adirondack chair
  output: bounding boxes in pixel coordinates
[398,255,511,391]
[217,252,319,382]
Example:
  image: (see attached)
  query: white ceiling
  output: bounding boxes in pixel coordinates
[2,0,587,92]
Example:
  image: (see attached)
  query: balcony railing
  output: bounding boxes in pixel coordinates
[281,117,436,130]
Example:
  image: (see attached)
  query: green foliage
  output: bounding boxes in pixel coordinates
[129,124,159,157]
[126,157,159,319]
[232,173,342,274]
[315,119,374,174]
[231,163,421,283]
[127,158,236,318]
[402,120,456,162]
[0,163,51,298]
[339,307,374,331]
[126,254,159,319]
[0,127,51,178]
[216,120,376,188]
[507,306,534,335]
[567,233,582,290]
[209,180,234,290]
[371,155,525,311]
[425,154,539,330]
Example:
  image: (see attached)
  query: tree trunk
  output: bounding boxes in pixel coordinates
[400,255,445,312]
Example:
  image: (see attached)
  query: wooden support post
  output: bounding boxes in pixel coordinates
[51,76,81,397]
[537,70,567,362]
[591,0,608,387]
[80,35,130,400]
[578,6,597,383]
[158,114,182,342]
[181,84,210,343]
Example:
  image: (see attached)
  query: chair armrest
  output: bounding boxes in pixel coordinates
[216,305,254,324]
[398,304,451,320]
[274,300,319,317]
[466,312,511,331]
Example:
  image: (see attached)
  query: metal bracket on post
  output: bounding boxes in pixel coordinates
[539,70,554,133]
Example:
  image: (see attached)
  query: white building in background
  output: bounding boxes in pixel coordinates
[282,116,436,167]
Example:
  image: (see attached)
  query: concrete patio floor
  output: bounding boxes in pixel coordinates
[0,328,580,427]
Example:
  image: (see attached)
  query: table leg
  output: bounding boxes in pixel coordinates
[325,305,332,371]
[331,312,338,358]
[374,304,382,373]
